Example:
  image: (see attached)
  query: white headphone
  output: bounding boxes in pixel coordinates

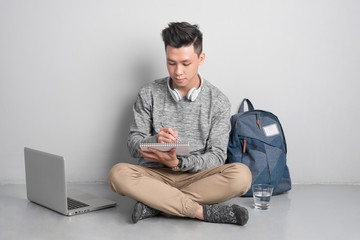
[167,76,203,102]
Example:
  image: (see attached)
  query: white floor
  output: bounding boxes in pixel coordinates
[0,183,359,240]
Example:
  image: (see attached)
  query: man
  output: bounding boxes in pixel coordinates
[108,22,252,225]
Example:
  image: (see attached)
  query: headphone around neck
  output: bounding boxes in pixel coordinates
[167,76,203,102]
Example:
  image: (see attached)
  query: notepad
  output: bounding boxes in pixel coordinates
[139,142,190,155]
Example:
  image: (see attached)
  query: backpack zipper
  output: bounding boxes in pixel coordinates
[256,114,262,130]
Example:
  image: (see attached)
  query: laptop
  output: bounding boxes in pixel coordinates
[24,147,116,216]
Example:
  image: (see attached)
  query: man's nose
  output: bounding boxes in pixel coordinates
[175,64,183,76]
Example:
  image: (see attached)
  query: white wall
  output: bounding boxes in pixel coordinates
[1,0,359,184]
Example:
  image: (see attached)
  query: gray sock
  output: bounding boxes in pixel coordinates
[132,202,161,223]
[203,204,249,226]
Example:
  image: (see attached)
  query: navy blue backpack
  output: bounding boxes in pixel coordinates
[227,99,291,196]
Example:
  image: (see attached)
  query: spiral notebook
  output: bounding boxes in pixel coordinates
[139,142,190,155]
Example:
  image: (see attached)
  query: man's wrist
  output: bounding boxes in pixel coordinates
[171,158,182,171]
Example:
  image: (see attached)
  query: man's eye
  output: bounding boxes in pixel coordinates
[168,62,175,65]
[183,63,191,66]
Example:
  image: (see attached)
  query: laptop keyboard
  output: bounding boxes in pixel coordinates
[67,198,89,210]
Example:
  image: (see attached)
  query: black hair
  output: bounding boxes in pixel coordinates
[161,22,203,56]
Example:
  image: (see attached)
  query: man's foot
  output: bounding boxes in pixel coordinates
[132,202,161,223]
[203,204,249,225]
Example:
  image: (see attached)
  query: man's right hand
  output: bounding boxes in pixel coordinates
[158,127,178,143]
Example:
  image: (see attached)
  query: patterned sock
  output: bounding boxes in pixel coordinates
[203,204,249,226]
[132,202,161,223]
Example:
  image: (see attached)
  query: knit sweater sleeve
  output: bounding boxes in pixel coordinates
[127,86,158,159]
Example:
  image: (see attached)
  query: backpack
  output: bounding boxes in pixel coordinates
[227,98,291,196]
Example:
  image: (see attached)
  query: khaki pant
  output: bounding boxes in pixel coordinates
[108,162,252,218]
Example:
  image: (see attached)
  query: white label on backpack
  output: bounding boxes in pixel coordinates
[263,123,280,137]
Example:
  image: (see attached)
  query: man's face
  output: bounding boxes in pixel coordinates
[166,45,205,92]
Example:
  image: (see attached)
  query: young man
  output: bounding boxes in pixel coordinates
[108,22,252,225]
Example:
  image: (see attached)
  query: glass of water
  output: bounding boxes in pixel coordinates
[252,184,274,210]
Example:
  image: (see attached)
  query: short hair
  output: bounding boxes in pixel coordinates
[161,22,203,56]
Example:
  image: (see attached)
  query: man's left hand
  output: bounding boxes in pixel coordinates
[138,148,179,168]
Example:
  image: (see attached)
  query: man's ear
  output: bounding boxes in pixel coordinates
[199,52,205,65]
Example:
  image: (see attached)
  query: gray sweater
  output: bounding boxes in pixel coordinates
[127,76,231,172]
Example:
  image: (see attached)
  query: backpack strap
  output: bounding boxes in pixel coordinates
[238,98,254,113]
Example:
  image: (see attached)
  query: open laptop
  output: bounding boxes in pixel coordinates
[24,147,116,216]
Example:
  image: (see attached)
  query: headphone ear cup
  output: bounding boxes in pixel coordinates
[171,88,182,102]
[169,89,180,102]
[187,88,196,101]
[167,78,182,102]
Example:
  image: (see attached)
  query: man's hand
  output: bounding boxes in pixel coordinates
[158,127,178,143]
[140,126,179,167]
[138,148,179,168]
